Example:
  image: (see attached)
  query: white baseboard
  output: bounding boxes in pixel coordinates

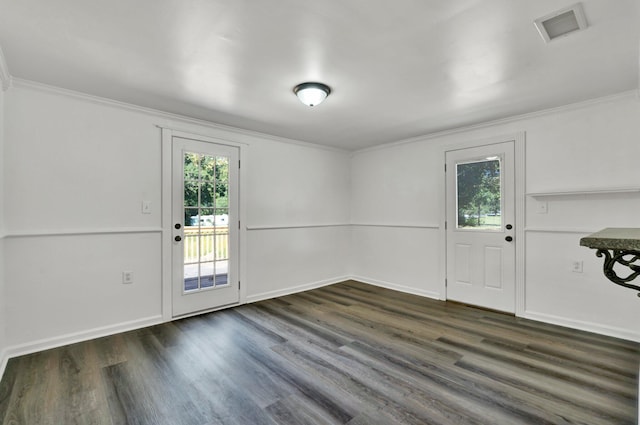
[0,347,9,383]
[522,310,640,343]
[350,275,442,300]
[245,276,351,304]
[3,315,164,366]
[2,284,636,386]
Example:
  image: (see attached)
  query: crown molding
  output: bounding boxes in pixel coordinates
[10,78,349,153]
[354,90,639,154]
[0,46,11,91]
[9,75,636,154]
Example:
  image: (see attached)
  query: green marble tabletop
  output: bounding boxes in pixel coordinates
[580,228,640,251]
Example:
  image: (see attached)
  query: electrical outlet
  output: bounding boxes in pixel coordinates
[122,271,134,284]
[536,201,548,214]
[571,261,583,273]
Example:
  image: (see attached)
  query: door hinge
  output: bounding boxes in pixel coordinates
[238,280,241,290]
[445,221,447,230]
[238,220,241,230]
[444,163,447,172]
[445,278,448,287]
[238,160,241,169]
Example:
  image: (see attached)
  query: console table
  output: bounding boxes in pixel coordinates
[580,228,640,297]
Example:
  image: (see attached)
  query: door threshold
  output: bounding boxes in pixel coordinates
[172,301,241,320]
[445,300,515,316]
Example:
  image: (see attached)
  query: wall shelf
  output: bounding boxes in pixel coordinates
[527,187,640,198]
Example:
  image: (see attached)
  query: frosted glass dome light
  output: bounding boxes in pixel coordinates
[293,82,331,107]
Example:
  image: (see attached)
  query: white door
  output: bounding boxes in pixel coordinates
[446,141,515,313]
[172,136,240,317]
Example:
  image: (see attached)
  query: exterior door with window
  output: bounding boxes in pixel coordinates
[172,136,239,317]
[446,141,515,313]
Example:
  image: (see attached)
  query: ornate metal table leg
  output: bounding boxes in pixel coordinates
[595,249,640,296]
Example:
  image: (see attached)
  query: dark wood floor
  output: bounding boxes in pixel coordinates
[0,281,638,425]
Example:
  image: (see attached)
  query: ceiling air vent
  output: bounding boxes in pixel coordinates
[534,3,588,43]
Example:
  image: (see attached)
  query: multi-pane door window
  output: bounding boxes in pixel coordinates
[182,152,230,292]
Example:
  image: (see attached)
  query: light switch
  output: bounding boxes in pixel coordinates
[142,200,152,214]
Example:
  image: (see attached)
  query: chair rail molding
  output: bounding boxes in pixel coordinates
[0,45,10,91]
[4,227,163,238]
[527,186,640,198]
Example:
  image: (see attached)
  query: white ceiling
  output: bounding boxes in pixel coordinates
[0,0,638,150]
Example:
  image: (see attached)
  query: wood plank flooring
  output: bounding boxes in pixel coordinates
[0,280,638,424]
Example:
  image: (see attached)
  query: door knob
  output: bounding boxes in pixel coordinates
[175,235,182,242]
[505,236,513,242]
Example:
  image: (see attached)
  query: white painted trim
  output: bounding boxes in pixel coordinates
[525,227,598,234]
[245,276,350,304]
[4,227,163,238]
[0,274,636,385]
[354,90,636,154]
[438,155,448,301]
[351,276,442,300]
[246,223,350,231]
[172,302,241,320]
[3,315,163,364]
[440,132,524,153]
[161,128,173,322]
[0,348,9,383]
[239,146,249,305]
[245,223,438,231]
[350,223,440,230]
[161,128,247,317]
[514,132,526,316]
[439,132,526,315]
[527,187,640,197]
[0,45,10,91]
[12,78,348,153]
[522,310,640,343]
[167,129,250,148]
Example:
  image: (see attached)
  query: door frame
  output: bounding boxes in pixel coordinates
[439,132,526,316]
[161,127,248,321]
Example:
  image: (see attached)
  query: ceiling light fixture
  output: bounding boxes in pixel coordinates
[293,82,331,107]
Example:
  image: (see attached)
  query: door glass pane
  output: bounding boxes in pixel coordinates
[214,261,228,285]
[200,227,214,261]
[183,151,231,292]
[200,262,215,288]
[200,155,217,181]
[215,182,229,208]
[184,207,199,228]
[200,182,215,207]
[214,208,229,228]
[184,182,198,207]
[184,153,200,180]
[216,156,229,181]
[456,158,502,230]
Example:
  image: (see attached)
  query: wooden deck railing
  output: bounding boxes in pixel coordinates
[183,226,229,263]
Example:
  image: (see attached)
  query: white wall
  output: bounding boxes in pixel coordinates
[1,78,638,369]
[350,141,443,297]
[4,85,165,351]
[245,132,351,301]
[350,93,640,341]
[0,77,7,370]
[2,82,351,354]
